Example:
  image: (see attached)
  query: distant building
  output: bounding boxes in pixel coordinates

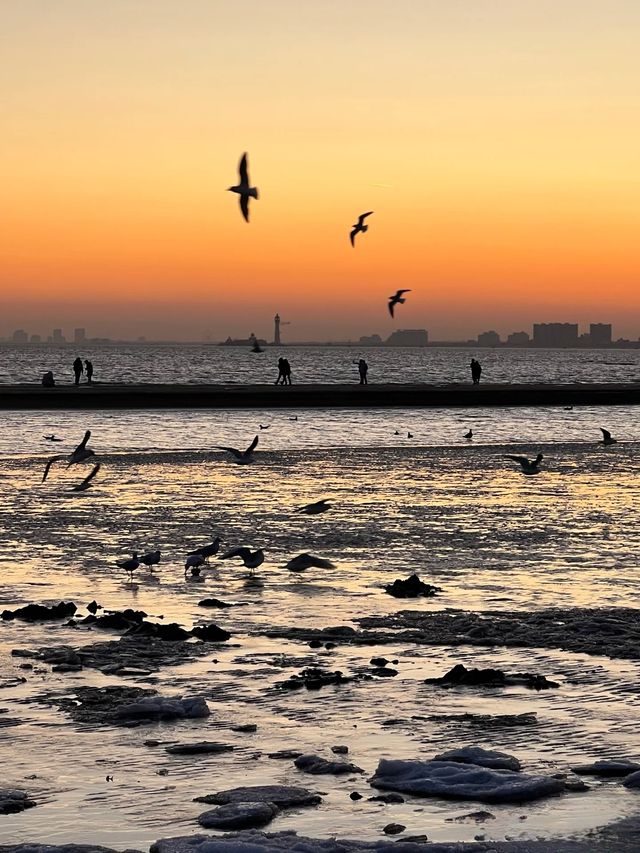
[385,329,428,347]
[359,334,383,346]
[533,323,578,347]
[30,334,41,343]
[477,330,500,347]
[589,323,612,346]
[507,331,530,346]
[74,328,86,344]
[11,329,28,343]
[52,328,65,343]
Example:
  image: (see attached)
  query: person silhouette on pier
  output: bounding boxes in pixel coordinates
[470,358,482,385]
[282,358,292,385]
[84,360,94,384]
[358,358,369,385]
[275,358,285,385]
[73,357,83,386]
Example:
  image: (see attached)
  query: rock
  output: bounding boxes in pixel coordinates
[369,758,565,803]
[1,601,76,622]
[81,610,147,631]
[165,741,233,755]
[308,640,323,649]
[52,663,83,673]
[191,624,231,642]
[370,657,389,667]
[144,740,161,747]
[197,801,278,830]
[294,754,364,775]
[622,770,640,788]
[432,746,522,772]
[40,647,83,667]
[384,574,441,598]
[425,663,559,690]
[124,622,191,641]
[0,788,36,814]
[116,696,210,722]
[332,745,349,754]
[87,600,100,614]
[447,810,496,823]
[232,723,257,733]
[425,711,538,728]
[572,759,640,777]
[198,598,234,608]
[275,668,353,691]
[368,793,405,804]
[268,749,304,760]
[349,791,362,800]
[382,823,405,835]
[371,667,398,678]
[195,785,321,808]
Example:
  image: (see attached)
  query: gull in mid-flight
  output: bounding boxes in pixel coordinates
[505,453,544,475]
[350,211,373,247]
[228,152,258,222]
[599,428,617,446]
[42,430,95,482]
[388,289,411,318]
[285,553,336,572]
[70,463,101,492]
[216,435,259,464]
[221,546,265,574]
[296,498,331,515]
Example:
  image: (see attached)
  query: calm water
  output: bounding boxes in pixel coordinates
[0,406,639,847]
[1,343,640,385]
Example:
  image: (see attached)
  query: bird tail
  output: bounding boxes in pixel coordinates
[250,188,258,200]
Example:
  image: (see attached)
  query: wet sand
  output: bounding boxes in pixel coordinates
[2,382,640,409]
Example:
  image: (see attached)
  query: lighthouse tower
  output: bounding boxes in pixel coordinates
[274,313,281,346]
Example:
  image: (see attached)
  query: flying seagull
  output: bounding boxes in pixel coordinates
[599,428,617,446]
[42,430,95,482]
[221,546,265,574]
[228,152,258,222]
[505,453,544,475]
[216,435,259,464]
[70,463,101,492]
[388,289,411,318]
[296,498,331,515]
[350,211,373,247]
[285,553,336,572]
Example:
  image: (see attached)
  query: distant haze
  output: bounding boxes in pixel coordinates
[2,1,640,341]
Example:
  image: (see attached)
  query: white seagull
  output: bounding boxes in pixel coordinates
[350,211,374,247]
[388,289,411,318]
[296,498,332,515]
[221,546,265,574]
[505,453,544,475]
[42,430,95,482]
[216,435,259,464]
[228,152,258,223]
[599,428,617,446]
[285,553,336,572]
[70,463,101,492]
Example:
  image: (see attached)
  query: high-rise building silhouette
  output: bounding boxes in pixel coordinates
[52,328,65,343]
[74,328,86,344]
[533,323,578,347]
[11,329,28,343]
[589,323,612,346]
[477,330,500,346]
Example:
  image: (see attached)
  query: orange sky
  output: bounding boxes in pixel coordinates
[2,1,640,341]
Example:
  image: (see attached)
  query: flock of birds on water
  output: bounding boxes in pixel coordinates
[39,423,621,582]
[228,152,410,320]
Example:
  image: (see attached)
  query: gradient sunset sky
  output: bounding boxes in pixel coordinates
[2,1,640,342]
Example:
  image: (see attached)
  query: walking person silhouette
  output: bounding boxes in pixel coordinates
[358,358,368,385]
[84,360,94,384]
[73,357,83,386]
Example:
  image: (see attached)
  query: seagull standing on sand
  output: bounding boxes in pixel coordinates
[388,290,411,318]
[285,553,336,572]
[505,453,544,475]
[70,463,101,492]
[599,428,617,446]
[221,547,265,574]
[185,554,206,574]
[216,435,259,464]
[42,430,95,482]
[296,499,331,515]
[228,152,258,223]
[350,212,374,247]
[140,551,161,569]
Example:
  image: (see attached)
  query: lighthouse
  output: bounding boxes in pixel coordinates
[274,313,281,346]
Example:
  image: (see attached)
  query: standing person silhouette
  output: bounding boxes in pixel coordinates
[73,357,83,386]
[84,359,94,384]
[275,357,285,385]
[282,358,292,385]
[358,358,368,385]
[470,358,482,385]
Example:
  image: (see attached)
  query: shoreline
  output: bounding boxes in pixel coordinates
[2,381,640,409]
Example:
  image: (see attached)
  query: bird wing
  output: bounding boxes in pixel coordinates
[240,194,250,222]
[80,463,101,487]
[238,152,248,184]
[309,556,336,568]
[245,435,259,455]
[349,227,357,247]
[221,546,251,560]
[216,445,242,459]
[396,289,411,296]
[358,211,374,225]
[504,455,529,466]
[600,428,612,440]
[76,430,91,453]
[42,455,64,482]
[388,301,395,318]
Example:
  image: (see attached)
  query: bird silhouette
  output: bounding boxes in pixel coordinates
[70,463,101,492]
[187,537,221,562]
[388,289,411,318]
[42,430,95,482]
[465,430,473,440]
[117,554,140,582]
[350,211,373,246]
[216,435,259,464]
[44,434,63,442]
[296,499,331,515]
[599,428,617,446]
[505,453,544,475]
[285,553,336,572]
[221,546,265,574]
[228,152,258,222]
[140,550,161,569]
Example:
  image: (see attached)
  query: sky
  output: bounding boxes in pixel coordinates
[2,0,640,342]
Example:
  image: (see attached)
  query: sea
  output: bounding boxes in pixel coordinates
[0,345,639,848]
